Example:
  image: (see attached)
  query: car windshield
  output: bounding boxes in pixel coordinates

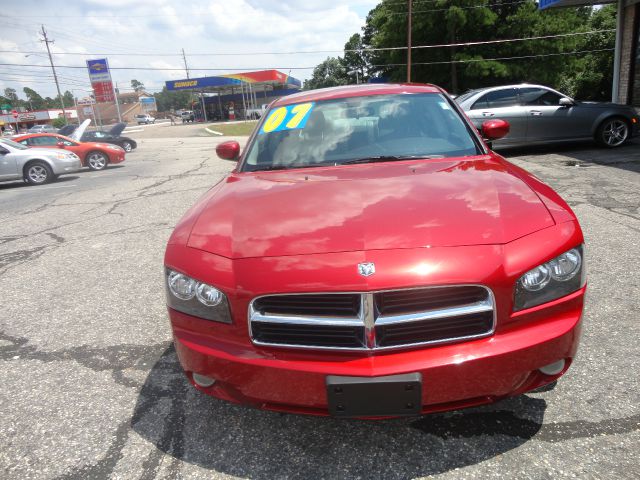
[242,93,480,172]
[0,138,28,150]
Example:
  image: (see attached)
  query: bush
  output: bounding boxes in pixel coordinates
[51,117,67,128]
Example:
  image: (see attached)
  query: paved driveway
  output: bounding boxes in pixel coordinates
[0,136,638,479]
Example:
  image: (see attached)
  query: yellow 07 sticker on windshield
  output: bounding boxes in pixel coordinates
[259,102,315,135]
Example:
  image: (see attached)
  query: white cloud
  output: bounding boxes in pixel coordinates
[0,0,378,99]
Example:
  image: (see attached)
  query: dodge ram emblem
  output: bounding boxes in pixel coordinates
[358,262,375,277]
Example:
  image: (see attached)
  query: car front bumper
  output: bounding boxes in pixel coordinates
[170,287,583,417]
[51,157,82,175]
[108,151,126,164]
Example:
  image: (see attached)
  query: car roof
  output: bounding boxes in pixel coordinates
[273,83,444,106]
[462,84,556,96]
[16,133,76,142]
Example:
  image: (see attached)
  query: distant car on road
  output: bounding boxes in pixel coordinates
[81,123,137,152]
[455,84,639,148]
[0,137,81,185]
[28,124,57,134]
[135,114,155,125]
[15,133,125,171]
[246,104,269,119]
[180,110,195,123]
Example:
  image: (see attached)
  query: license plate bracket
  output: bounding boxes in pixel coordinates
[326,373,422,417]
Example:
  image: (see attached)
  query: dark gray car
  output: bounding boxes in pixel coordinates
[455,84,639,148]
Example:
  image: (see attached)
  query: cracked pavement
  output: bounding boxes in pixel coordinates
[0,133,638,479]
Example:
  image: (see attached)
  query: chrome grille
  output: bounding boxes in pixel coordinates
[249,286,495,350]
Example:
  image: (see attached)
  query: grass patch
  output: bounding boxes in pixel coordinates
[205,121,258,136]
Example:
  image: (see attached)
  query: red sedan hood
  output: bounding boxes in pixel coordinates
[188,156,555,259]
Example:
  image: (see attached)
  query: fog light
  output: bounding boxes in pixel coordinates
[192,373,216,388]
[539,359,565,376]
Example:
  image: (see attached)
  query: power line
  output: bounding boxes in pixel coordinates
[387,0,529,15]
[0,29,615,57]
[0,47,613,75]
[40,25,67,120]
[0,63,317,71]
[370,47,615,67]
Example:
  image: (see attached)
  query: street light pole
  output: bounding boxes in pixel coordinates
[40,25,67,123]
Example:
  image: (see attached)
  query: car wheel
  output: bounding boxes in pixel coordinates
[122,141,133,152]
[24,161,53,185]
[87,151,108,171]
[597,117,629,148]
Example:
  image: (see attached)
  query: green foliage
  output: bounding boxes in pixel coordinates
[303,57,349,90]
[131,79,145,93]
[62,91,74,108]
[153,86,194,112]
[51,117,67,128]
[4,88,25,108]
[331,0,615,100]
[23,87,45,110]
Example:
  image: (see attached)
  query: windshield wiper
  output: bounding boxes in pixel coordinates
[341,155,443,165]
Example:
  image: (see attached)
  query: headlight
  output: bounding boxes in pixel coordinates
[514,245,585,311]
[165,269,232,323]
[107,145,123,151]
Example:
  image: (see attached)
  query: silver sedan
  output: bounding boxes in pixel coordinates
[0,138,81,185]
[455,84,639,148]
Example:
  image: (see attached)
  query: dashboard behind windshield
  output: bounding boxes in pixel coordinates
[242,93,481,172]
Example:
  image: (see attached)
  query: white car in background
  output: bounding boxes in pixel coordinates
[135,114,155,125]
[0,138,81,185]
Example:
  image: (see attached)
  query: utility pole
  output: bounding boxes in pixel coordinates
[407,0,412,83]
[40,25,67,123]
[113,82,122,123]
[181,48,190,79]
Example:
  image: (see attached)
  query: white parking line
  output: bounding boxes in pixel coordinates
[205,127,223,136]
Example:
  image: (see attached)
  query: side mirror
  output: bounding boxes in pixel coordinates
[559,97,574,107]
[481,119,510,141]
[216,140,240,161]
[57,142,66,148]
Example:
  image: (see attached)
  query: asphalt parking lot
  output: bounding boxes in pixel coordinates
[0,127,638,479]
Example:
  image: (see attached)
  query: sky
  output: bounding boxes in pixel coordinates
[0,0,379,101]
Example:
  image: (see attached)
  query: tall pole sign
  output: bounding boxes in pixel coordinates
[86,59,115,103]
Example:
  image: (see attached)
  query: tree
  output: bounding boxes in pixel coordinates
[342,33,369,83]
[62,91,74,107]
[23,87,45,110]
[131,79,145,93]
[560,4,616,100]
[303,57,349,90]
[4,88,20,106]
[331,0,598,95]
[153,86,194,112]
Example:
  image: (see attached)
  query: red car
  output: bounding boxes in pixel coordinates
[165,84,585,418]
[15,133,125,171]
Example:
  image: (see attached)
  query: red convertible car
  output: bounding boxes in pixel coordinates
[15,133,125,171]
[165,84,585,418]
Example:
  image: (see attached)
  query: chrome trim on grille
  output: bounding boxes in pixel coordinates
[248,285,496,351]
[374,298,493,326]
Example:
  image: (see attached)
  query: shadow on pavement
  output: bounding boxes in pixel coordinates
[130,346,549,478]
[499,139,640,174]
[0,175,79,191]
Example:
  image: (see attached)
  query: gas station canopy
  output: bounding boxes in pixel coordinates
[165,69,301,92]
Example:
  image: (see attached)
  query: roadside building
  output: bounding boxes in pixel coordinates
[0,109,78,133]
[541,0,640,107]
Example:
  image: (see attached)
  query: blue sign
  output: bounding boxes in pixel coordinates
[86,58,112,82]
[167,76,243,91]
[538,0,562,9]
